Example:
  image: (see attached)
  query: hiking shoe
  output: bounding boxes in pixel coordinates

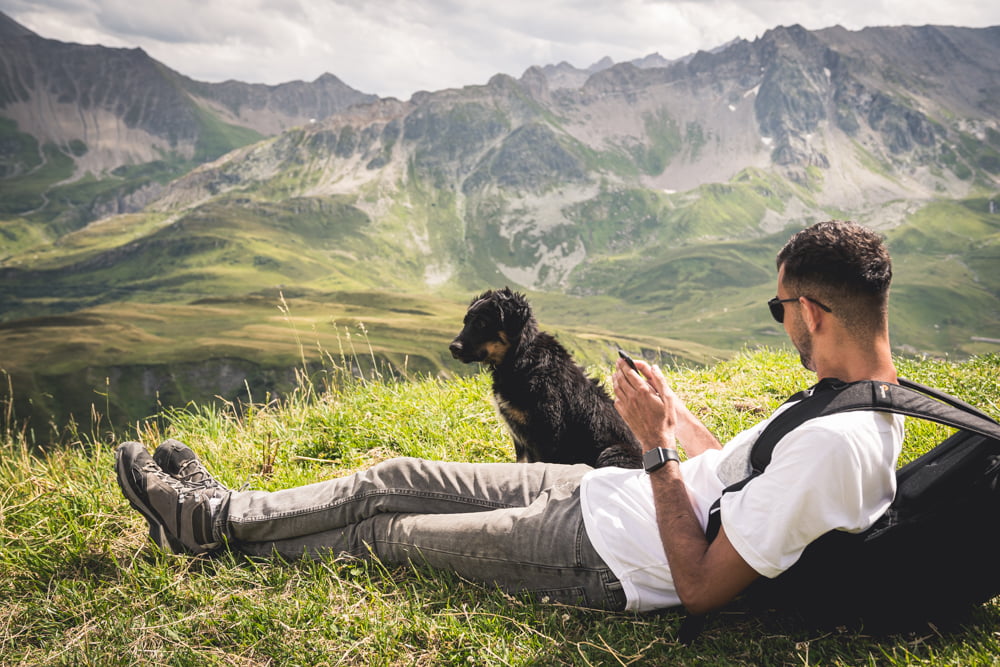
[115,441,227,555]
[154,439,228,491]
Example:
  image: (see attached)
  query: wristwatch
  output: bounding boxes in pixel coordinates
[643,447,680,473]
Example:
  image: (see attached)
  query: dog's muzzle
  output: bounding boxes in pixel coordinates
[449,339,485,363]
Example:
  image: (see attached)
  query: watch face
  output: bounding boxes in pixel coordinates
[643,448,664,472]
[643,447,677,472]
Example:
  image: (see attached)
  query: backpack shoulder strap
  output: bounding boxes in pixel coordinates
[751,379,1000,473]
[685,379,1000,645]
[897,377,996,421]
[704,378,1000,542]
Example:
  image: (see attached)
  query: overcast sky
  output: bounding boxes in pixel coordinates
[3,0,999,99]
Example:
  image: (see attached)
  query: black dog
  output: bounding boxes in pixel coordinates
[449,287,642,468]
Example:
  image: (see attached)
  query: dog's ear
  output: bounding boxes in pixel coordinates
[499,288,536,339]
[469,289,495,308]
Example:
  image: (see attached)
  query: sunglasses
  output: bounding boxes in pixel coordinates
[768,296,832,323]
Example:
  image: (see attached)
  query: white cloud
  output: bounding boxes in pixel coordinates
[2,0,999,98]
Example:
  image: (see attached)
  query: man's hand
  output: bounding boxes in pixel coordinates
[612,356,757,615]
[613,358,723,458]
[612,357,678,452]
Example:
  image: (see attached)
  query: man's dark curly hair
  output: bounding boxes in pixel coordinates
[776,220,892,336]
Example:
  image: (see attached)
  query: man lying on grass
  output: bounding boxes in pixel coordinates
[116,220,902,617]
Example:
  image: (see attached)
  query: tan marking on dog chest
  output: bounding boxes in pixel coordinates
[493,395,529,426]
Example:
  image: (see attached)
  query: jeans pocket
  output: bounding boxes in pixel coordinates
[603,577,627,611]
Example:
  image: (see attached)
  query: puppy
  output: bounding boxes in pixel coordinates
[449,287,642,468]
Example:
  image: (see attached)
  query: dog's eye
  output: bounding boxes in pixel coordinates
[474,319,487,330]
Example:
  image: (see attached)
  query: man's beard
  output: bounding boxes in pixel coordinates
[791,319,815,372]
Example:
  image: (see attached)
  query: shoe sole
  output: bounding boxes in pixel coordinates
[115,443,186,553]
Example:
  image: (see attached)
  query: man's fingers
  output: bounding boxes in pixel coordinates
[614,360,642,392]
[633,360,672,398]
[627,359,663,398]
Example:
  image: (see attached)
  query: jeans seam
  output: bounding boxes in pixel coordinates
[378,539,610,571]
[231,488,516,525]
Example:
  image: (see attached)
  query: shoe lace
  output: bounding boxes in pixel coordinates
[140,458,221,498]
[139,459,188,493]
[174,458,222,489]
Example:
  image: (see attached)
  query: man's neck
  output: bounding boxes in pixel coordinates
[812,332,897,384]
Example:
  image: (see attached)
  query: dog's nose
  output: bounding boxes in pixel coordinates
[449,341,463,358]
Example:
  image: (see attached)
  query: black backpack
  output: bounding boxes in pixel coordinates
[691,377,1000,636]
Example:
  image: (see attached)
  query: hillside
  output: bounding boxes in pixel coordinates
[0,20,998,437]
[0,11,376,232]
[2,351,999,664]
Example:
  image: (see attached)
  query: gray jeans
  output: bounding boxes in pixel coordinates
[223,457,626,610]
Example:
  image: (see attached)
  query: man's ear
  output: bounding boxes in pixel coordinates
[799,297,825,333]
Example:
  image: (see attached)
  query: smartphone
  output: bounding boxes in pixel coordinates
[617,349,639,372]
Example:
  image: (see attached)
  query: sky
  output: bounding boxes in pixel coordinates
[2,0,999,100]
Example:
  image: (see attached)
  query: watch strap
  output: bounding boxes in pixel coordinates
[643,447,680,473]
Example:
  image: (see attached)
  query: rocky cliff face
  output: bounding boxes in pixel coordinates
[0,11,376,222]
[0,37,204,167]
[182,72,378,135]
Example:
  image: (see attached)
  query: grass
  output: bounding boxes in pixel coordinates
[0,142,76,218]
[192,104,265,163]
[2,348,1000,665]
[0,293,475,441]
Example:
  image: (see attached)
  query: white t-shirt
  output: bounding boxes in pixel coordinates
[579,402,905,612]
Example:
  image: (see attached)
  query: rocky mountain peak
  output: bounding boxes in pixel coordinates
[0,11,36,39]
[313,72,345,85]
[537,61,590,90]
[518,66,550,100]
[631,52,672,69]
[587,56,616,73]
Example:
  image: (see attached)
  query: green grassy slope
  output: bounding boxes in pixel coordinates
[0,106,264,241]
[1,350,998,664]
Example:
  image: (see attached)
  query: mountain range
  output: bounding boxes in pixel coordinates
[0,12,998,439]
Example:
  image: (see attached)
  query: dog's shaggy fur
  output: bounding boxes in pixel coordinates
[449,287,642,468]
